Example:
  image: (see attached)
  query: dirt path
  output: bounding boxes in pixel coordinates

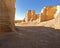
[0,26,60,48]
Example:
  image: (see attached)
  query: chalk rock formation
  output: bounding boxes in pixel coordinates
[54,6,60,29]
[25,10,37,22]
[0,0,16,32]
[22,5,60,29]
[31,10,37,20]
[24,6,57,23]
[25,10,31,23]
[39,6,56,22]
[38,5,60,29]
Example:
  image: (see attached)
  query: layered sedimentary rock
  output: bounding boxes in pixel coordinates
[0,0,16,32]
[25,10,37,22]
[39,6,56,22]
[38,5,60,29]
[25,10,31,22]
[24,6,57,23]
[31,10,37,20]
[54,6,60,29]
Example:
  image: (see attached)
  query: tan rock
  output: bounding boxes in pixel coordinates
[31,10,37,20]
[0,0,16,32]
[40,6,56,22]
[54,6,60,29]
[25,10,31,22]
[25,10,37,22]
[23,5,60,29]
[38,5,60,29]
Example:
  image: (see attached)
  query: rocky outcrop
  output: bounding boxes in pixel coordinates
[37,5,60,29]
[0,0,16,32]
[24,6,57,23]
[39,6,56,22]
[25,10,31,22]
[54,6,60,29]
[25,10,37,22]
[31,10,37,20]
[23,5,60,29]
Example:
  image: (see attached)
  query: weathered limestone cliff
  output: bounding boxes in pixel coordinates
[31,10,37,20]
[25,10,31,22]
[54,6,60,29]
[25,10,37,22]
[24,6,57,23]
[22,5,60,29]
[38,5,60,29]
[39,6,56,22]
[0,0,16,32]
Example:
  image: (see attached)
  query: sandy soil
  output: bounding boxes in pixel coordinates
[0,26,60,48]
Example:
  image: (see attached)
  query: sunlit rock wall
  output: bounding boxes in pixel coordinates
[38,5,60,29]
[25,10,37,22]
[31,10,37,20]
[40,6,56,22]
[0,0,16,32]
[25,10,31,23]
[54,6,60,29]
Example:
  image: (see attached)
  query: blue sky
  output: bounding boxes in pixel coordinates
[15,0,60,20]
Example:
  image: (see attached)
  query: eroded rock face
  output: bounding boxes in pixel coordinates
[39,6,57,22]
[0,0,16,32]
[31,10,37,20]
[54,6,60,29]
[24,6,57,23]
[38,5,60,29]
[25,10,37,22]
[25,10,31,23]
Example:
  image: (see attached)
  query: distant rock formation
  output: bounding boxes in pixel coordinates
[22,5,60,29]
[54,6,60,29]
[39,6,56,22]
[37,5,60,29]
[0,0,16,32]
[25,10,37,22]
[24,6,57,23]
[25,10,31,22]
